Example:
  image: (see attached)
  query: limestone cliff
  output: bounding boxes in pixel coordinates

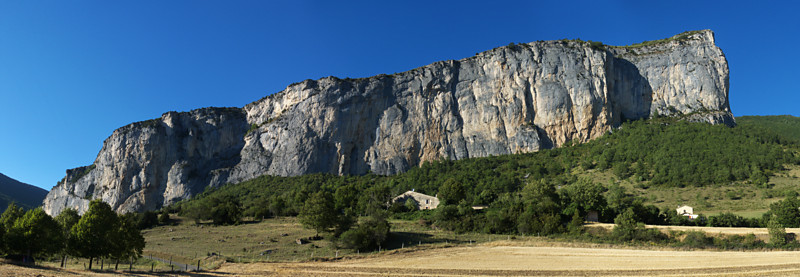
[44,30,732,215]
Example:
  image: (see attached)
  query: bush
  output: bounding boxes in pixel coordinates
[612,208,670,243]
[679,231,713,248]
[158,210,170,225]
[708,212,747,227]
[181,195,242,225]
[338,213,390,251]
[713,234,765,250]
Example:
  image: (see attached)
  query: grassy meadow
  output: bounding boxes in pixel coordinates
[569,164,800,218]
[141,215,528,267]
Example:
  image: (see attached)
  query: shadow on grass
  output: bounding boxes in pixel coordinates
[382,232,473,250]
[120,270,235,276]
[1,261,233,277]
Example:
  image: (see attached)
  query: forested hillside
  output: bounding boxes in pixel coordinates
[170,117,800,227]
[0,173,48,211]
[737,115,800,142]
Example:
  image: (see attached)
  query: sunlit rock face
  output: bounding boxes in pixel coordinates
[44,30,731,215]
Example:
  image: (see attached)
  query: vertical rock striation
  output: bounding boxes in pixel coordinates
[44,30,732,215]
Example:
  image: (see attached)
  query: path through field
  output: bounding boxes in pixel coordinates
[214,244,800,276]
[587,222,800,236]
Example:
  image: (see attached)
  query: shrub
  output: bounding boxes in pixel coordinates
[768,215,788,247]
[158,210,170,225]
[679,231,713,248]
[338,213,390,251]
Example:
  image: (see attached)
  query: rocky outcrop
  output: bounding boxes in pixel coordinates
[44,108,248,214]
[44,30,732,215]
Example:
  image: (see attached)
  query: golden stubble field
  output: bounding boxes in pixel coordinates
[214,243,800,276]
[8,220,800,276]
[6,242,800,276]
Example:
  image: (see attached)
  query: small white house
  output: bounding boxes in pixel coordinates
[676,205,698,220]
[392,191,440,210]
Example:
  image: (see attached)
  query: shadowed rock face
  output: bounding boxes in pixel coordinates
[44,30,732,215]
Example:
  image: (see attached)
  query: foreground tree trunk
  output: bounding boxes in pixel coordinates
[88,257,93,270]
[115,259,119,270]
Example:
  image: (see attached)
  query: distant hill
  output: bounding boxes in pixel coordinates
[0,173,48,211]
[736,115,800,142]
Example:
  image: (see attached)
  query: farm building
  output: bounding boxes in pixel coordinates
[392,191,440,210]
[676,205,698,220]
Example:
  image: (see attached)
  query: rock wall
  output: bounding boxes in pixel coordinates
[44,30,732,215]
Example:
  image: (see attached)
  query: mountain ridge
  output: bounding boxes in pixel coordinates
[0,172,48,211]
[44,30,732,215]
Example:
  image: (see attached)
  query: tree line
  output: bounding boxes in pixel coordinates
[0,200,145,270]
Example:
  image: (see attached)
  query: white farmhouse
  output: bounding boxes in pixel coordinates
[676,205,698,220]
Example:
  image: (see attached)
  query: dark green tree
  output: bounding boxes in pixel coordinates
[708,212,747,227]
[54,208,80,235]
[68,200,119,269]
[210,197,242,225]
[54,208,80,267]
[1,203,25,231]
[768,215,787,247]
[298,191,337,236]
[0,224,4,253]
[765,197,800,228]
[517,180,563,235]
[561,178,606,218]
[612,208,643,242]
[158,210,170,225]
[182,195,242,225]
[5,208,64,260]
[567,211,584,235]
[110,219,145,270]
[269,195,287,217]
[339,210,390,251]
[438,178,466,205]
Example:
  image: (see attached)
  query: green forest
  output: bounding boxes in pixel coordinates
[167,116,800,249]
[0,201,145,269]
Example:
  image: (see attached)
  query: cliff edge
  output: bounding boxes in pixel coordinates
[44,30,732,215]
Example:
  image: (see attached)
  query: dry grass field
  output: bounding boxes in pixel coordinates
[575,164,800,217]
[7,240,800,276]
[207,243,800,276]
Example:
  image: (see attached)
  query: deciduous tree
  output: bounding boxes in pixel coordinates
[298,191,337,236]
[68,200,119,269]
[1,203,24,231]
[5,208,64,260]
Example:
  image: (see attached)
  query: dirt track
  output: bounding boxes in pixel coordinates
[588,222,800,236]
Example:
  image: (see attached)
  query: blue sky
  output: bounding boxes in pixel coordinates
[1,1,798,190]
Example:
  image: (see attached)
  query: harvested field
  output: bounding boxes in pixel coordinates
[6,244,800,276]
[212,244,800,276]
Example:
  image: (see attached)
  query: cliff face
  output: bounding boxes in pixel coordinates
[44,108,248,214]
[44,30,732,215]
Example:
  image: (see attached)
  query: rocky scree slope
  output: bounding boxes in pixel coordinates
[44,30,732,215]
